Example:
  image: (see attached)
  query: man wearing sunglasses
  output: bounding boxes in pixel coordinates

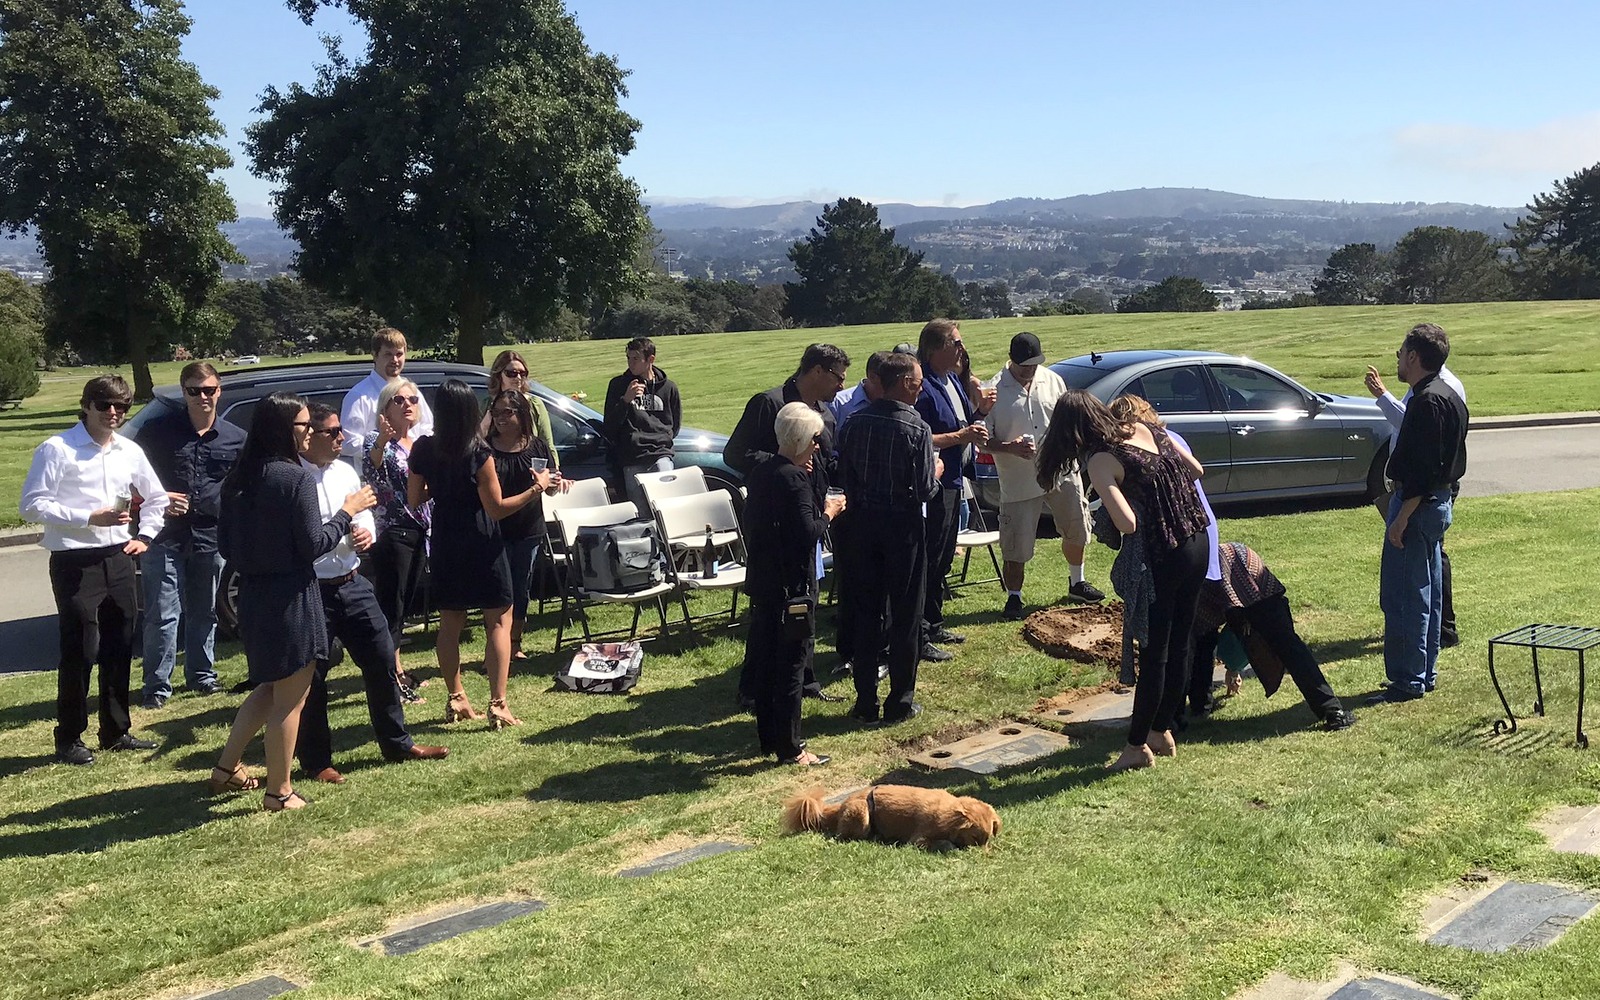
[131,362,246,708]
[22,375,171,765]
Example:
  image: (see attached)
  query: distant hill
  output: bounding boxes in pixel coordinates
[645,187,1518,232]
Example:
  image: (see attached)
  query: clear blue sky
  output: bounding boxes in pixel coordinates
[184,0,1600,217]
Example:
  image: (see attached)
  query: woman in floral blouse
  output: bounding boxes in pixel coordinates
[363,378,431,692]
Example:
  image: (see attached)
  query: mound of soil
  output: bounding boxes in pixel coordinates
[1022,602,1124,669]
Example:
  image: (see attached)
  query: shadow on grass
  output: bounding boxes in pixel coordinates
[0,752,60,780]
[0,778,227,856]
[1309,634,1384,665]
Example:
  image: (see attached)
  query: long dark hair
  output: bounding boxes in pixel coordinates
[1035,389,1131,491]
[225,392,307,494]
[431,379,483,461]
[487,388,533,449]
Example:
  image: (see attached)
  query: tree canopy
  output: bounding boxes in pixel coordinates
[1313,243,1390,305]
[1117,276,1218,313]
[0,270,42,400]
[1383,225,1507,304]
[249,0,649,362]
[1505,163,1600,299]
[783,198,959,326]
[0,0,240,398]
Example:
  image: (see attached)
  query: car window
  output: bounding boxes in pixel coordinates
[1057,365,1110,391]
[1123,366,1213,414]
[222,390,347,431]
[1211,365,1306,411]
[543,402,582,449]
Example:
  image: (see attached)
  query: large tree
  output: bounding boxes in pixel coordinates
[0,0,240,398]
[784,198,956,326]
[252,0,648,362]
[0,270,42,400]
[1382,225,1508,304]
[1505,163,1600,299]
[1313,242,1390,305]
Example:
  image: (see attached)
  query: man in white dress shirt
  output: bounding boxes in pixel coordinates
[1364,357,1466,648]
[296,403,446,783]
[340,327,434,460]
[21,375,171,765]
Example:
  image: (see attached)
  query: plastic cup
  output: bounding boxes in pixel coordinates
[530,458,549,473]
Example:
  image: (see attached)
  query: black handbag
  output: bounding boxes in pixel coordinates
[782,595,815,642]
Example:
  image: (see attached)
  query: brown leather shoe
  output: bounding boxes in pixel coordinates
[311,766,346,784]
[402,744,449,760]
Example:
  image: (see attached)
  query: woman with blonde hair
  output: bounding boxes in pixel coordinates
[1036,389,1211,772]
[363,377,430,695]
[485,350,559,468]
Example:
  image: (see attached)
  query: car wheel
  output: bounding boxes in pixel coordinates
[1365,445,1390,502]
[216,562,241,640]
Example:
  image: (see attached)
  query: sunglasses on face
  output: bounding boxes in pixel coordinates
[493,409,519,419]
[184,385,220,397]
[91,400,132,413]
[388,395,420,406]
[311,425,344,438]
[501,368,528,378]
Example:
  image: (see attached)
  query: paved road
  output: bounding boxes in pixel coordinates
[0,424,1596,676]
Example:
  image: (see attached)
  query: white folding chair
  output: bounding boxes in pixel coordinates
[635,466,708,520]
[552,502,677,650]
[534,477,612,614]
[654,490,748,629]
[949,479,1003,591]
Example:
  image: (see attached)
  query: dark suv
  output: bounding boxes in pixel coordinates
[126,359,742,632]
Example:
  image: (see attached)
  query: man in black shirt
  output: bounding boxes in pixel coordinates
[602,338,682,509]
[1370,323,1468,705]
[726,343,851,704]
[134,362,246,708]
[837,353,942,725]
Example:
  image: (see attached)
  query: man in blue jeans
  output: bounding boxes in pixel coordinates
[134,362,245,708]
[1369,323,1467,705]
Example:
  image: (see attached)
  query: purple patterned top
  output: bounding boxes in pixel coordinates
[1107,422,1210,555]
[362,431,431,534]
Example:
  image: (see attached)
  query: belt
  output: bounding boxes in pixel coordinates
[318,570,358,588]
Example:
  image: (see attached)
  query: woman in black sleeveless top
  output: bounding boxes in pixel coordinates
[1037,389,1211,772]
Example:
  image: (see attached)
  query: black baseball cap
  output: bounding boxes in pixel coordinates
[1009,332,1046,366]
[892,342,916,356]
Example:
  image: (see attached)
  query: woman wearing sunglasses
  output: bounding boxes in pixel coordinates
[363,378,431,692]
[484,350,559,471]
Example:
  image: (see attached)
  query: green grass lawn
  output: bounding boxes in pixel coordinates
[4,489,1600,1000]
[2,300,1599,528]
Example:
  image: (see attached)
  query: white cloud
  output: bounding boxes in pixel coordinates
[1392,112,1600,176]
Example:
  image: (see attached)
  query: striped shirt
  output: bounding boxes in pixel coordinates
[1194,542,1286,634]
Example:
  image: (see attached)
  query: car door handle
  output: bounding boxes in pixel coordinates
[1233,424,1255,436]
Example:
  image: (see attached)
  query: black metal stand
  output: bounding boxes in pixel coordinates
[1488,624,1600,749]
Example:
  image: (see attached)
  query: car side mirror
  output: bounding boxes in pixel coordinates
[571,427,604,459]
[1306,395,1327,416]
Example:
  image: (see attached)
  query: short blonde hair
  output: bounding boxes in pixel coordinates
[775,401,824,456]
[372,327,406,356]
[376,378,421,419]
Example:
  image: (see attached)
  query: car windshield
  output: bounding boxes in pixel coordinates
[1056,364,1115,391]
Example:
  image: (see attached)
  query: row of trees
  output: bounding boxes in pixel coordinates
[0,0,649,397]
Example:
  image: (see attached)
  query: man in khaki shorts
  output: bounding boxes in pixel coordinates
[983,332,1104,620]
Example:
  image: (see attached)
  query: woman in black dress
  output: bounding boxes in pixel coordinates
[407,380,544,729]
[210,392,376,811]
[1036,389,1211,773]
[742,402,846,766]
[487,389,564,659]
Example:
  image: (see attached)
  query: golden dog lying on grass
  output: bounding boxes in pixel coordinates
[781,784,1001,850]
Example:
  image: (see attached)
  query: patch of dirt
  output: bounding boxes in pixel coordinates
[1022,602,1124,668]
[1030,679,1130,716]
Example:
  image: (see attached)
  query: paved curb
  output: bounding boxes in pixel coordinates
[1470,412,1600,431]
[0,528,43,549]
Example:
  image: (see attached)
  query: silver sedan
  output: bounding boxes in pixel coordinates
[974,349,1395,508]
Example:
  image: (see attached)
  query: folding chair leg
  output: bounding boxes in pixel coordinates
[959,547,974,584]
[728,588,740,625]
[628,602,643,640]
[655,596,670,635]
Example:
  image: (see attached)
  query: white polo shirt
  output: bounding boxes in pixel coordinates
[983,365,1068,505]
[300,456,375,579]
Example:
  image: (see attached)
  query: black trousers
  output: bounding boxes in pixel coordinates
[1190,595,1342,721]
[1440,547,1456,643]
[745,596,809,760]
[850,507,926,715]
[371,526,427,651]
[921,487,962,639]
[297,574,414,774]
[1129,531,1209,746]
[49,546,138,749]
[831,508,855,662]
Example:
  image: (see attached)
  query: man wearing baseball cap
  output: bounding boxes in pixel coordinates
[983,331,1103,620]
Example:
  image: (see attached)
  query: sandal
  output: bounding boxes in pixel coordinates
[780,750,831,767]
[262,790,311,812]
[207,764,260,794]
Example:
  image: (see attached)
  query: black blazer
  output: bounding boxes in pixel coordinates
[741,454,828,603]
[723,378,838,495]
